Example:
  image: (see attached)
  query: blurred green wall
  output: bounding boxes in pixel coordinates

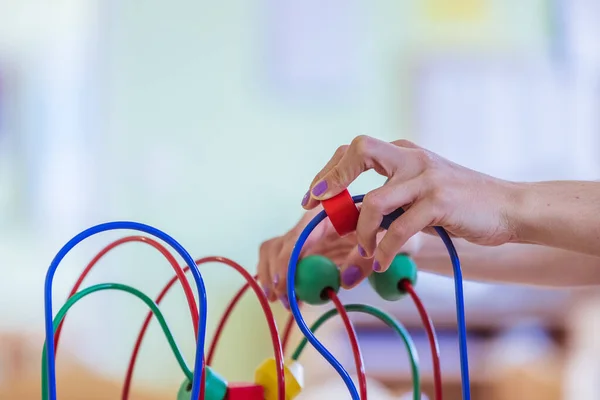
[97,0,547,389]
[0,0,549,391]
[99,0,402,387]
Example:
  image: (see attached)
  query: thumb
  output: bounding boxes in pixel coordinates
[339,246,374,289]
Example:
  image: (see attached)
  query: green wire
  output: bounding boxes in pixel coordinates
[291,303,421,400]
[41,283,193,400]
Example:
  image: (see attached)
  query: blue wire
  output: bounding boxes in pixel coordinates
[434,226,471,400]
[287,195,471,400]
[43,221,207,400]
[286,209,361,400]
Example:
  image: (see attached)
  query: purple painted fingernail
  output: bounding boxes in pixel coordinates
[358,245,367,257]
[280,296,290,310]
[341,265,362,287]
[373,260,382,272]
[301,191,310,206]
[311,181,328,196]
[273,273,279,286]
[263,285,271,298]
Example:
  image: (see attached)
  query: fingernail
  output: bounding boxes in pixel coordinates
[358,245,367,257]
[373,260,382,272]
[341,265,362,287]
[311,181,328,197]
[273,273,279,287]
[280,296,290,310]
[263,285,271,298]
[301,191,310,206]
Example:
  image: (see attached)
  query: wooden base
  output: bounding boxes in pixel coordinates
[0,366,171,400]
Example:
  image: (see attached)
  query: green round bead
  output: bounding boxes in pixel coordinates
[295,255,341,305]
[368,254,418,301]
[177,367,227,400]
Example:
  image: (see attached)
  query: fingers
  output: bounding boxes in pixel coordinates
[357,177,423,257]
[269,223,341,307]
[258,237,300,309]
[302,145,348,210]
[258,212,332,309]
[257,240,278,302]
[339,246,374,289]
[374,200,437,271]
[391,139,421,149]
[307,135,401,203]
[269,240,299,310]
[303,136,430,210]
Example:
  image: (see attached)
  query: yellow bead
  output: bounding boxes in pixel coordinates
[254,358,303,400]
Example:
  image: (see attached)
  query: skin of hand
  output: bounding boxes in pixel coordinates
[258,223,600,307]
[414,234,600,287]
[302,135,522,273]
[304,135,600,262]
[260,135,600,305]
[257,206,346,307]
[257,205,420,307]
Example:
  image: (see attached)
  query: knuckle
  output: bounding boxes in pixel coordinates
[362,191,386,213]
[351,135,374,157]
[394,139,417,148]
[328,165,345,185]
[276,268,288,286]
[429,185,445,201]
[429,188,450,214]
[389,220,408,240]
[413,148,434,168]
[334,144,349,158]
[421,168,443,189]
[259,239,273,254]
[278,245,293,266]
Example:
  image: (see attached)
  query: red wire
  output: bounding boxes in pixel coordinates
[49,235,203,400]
[123,257,285,400]
[327,289,368,400]
[207,278,299,363]
[281,314,296,356]
[402,280,443,400]
[53,235,199,349]
[54,236,198,354]
[121,266,195,399]
[195,257,284,400]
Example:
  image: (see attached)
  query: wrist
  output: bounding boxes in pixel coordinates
[501,181,533,244]
[505,181,573,247]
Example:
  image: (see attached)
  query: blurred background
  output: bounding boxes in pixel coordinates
[0,0,599,399]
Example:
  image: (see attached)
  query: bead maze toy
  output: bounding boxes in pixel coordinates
[41,190,471,400]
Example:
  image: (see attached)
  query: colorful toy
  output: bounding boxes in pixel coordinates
[40,190,471,400]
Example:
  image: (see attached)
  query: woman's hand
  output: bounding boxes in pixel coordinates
[302,135,522,273]
[257,205,420,308]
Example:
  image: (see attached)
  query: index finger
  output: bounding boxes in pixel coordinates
[308,135,401,202]
[302,144,348,210]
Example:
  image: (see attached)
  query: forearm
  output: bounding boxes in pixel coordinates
[511,181,600,256]
[413,234,600,287]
